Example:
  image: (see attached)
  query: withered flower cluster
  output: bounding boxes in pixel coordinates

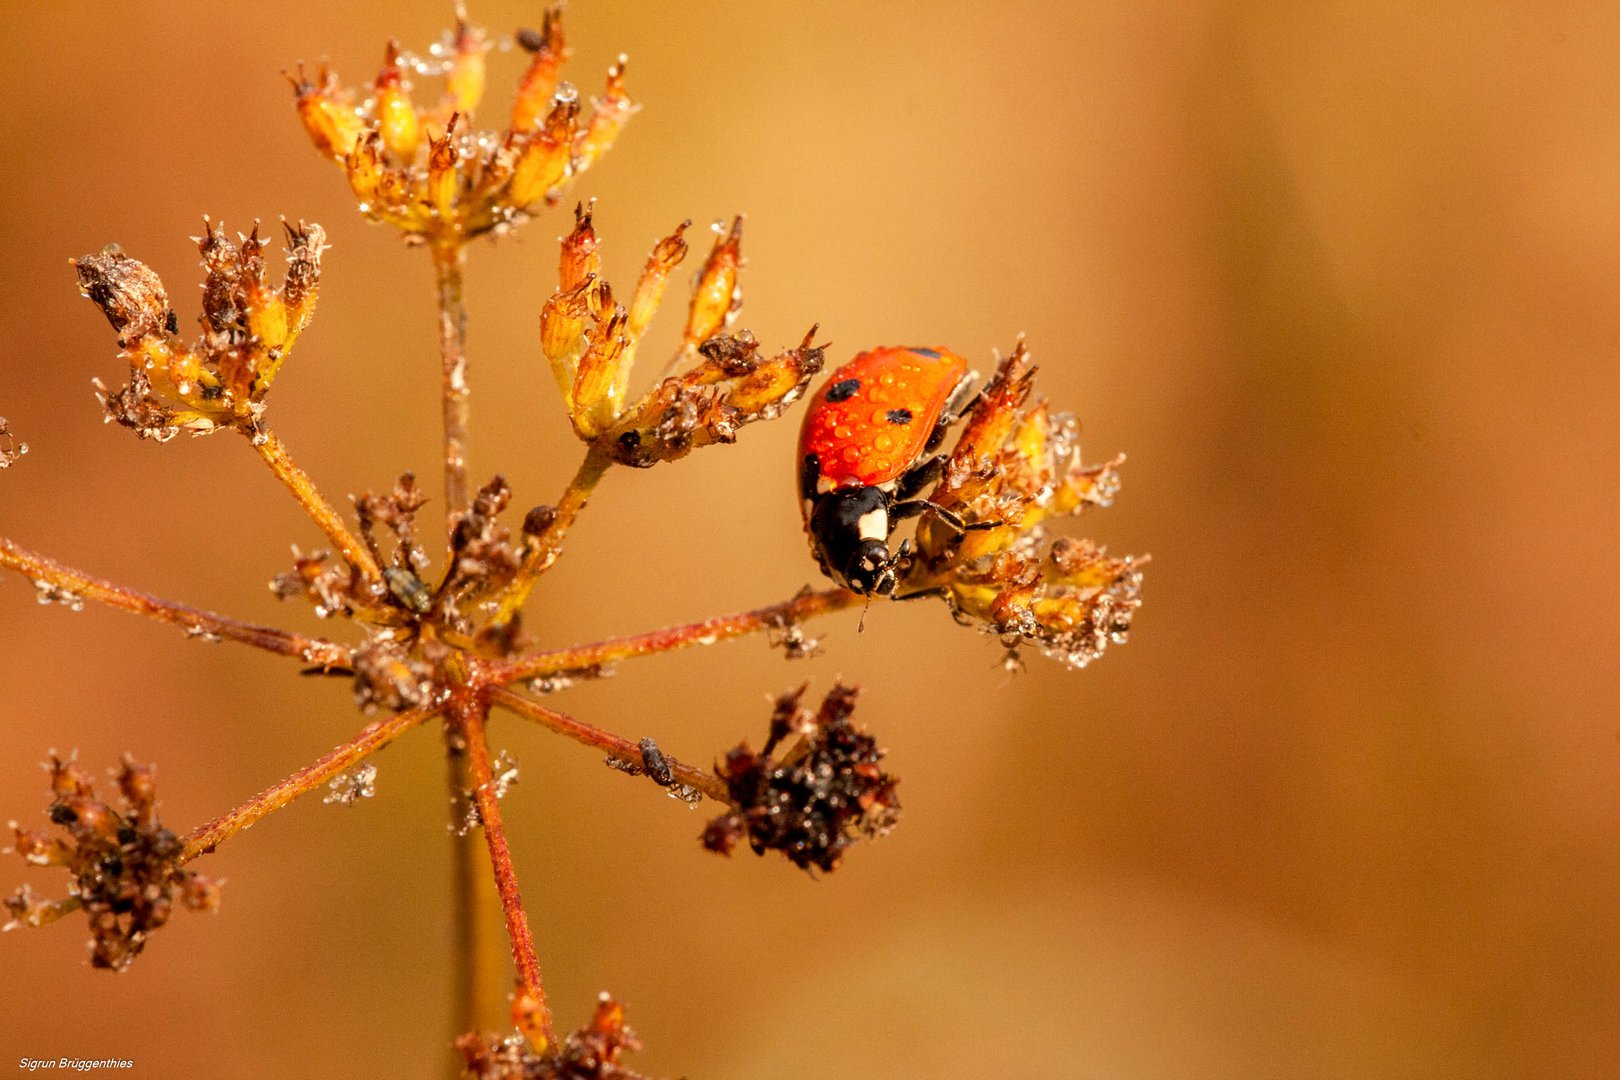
[292,6,630,242]
[73,221,326,442]
[703,684,900,874]
[902,341,1146,669]
[542,206,825,467]
[456,994,655,1080]
[5,756,220,971]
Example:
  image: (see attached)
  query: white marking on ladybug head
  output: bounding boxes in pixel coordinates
[857,506,888,542]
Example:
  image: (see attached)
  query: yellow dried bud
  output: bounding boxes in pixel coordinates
[507,98,578,208]
[445,16,489,117]
[725,329,823,414]
[685,216,743,347]
[571,309,630,438]
[374,41,422,161]
[541,277,595,407]
[288,67,365,160]
[427,123,462,224]
[627,221,690,342]
[511,8,568,133]
[575,58,636,175]
[559,201,599,292]
[345,132,384,209]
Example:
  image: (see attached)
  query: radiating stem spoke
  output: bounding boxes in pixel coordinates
[0,536,351,667]
[181,702,440,862]
[249,428,384,587]
[491,586,858,685]
[455,694,554,1051]
[490,686,730,804]
[485,448,611,627]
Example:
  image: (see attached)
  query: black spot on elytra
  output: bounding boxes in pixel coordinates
[910,347,941,358]
[825,378,861,402]
[887,408,913,425]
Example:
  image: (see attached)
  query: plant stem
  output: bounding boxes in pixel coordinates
[490,585,858,685]
[489,686,730,804]
[434,242,472,539]
[0,536,351,667]
[180,702,440,862]
[487,447,612,626]
[249,429,383,586]
[446,724,503,1046]
[455,694,554,1051]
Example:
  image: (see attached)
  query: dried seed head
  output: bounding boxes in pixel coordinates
[74,223,328,440]
[702,684,900,874]
[7,756,219,970]
[894,340,1148,669]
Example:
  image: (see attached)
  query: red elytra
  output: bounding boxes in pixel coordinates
[798,346,969,490]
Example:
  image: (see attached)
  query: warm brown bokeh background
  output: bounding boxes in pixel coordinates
[2,2,1617,1077]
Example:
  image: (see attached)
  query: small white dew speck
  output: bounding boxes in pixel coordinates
[323,762,377,806]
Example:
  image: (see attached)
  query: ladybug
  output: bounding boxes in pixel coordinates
[798,345,981,595]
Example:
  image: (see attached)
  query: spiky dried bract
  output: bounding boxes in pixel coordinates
[4,755,219,971]
[292,6,633,244]
[702,684,899,874]
[456,994,658,1080]
[899,341,1147,669]
[72,222,327,441]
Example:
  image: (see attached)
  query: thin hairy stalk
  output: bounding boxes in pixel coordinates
[249,429,384,586]
[491,585,859,685]
[456,695,554,1051]
[0,536,351,666]
[434,243,471,537]
[487,447,612,626]
[446,731,504,1046]
[181,702,440,861]
[489,686,731,804]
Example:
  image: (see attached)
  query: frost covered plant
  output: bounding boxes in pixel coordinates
[2,5,1142,1076]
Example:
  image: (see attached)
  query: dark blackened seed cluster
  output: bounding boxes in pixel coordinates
[4,755,220,971]
[702,684,900,874]
[455,994,656,1080]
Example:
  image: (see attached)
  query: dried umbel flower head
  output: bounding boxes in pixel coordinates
[903,341,1146,668]
[702,684,900,874]
[4,755,220,971]
[291,6,633,243]
[456,993,657,1080]
[72,221,327,441]
[541,209,823,465]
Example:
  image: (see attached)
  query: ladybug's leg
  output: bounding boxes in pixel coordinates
[922,375,984,456]
[894,453,946,502]
[890,499,1001,534]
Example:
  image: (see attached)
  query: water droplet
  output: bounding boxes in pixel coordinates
[323,762,377,806]
[32,580,84,612]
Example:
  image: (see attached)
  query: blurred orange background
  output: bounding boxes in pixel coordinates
[4,2,1619,1077]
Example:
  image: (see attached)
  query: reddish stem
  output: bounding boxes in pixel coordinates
[489,686,730,804]
[0,536,351,667]
[181,702,439,861]
[489,586,858,685]
[455,693,554,1051]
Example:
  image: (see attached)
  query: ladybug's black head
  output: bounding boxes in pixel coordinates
[807,485,900,596]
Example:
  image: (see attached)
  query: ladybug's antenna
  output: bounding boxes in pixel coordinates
[857,595,873,633]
